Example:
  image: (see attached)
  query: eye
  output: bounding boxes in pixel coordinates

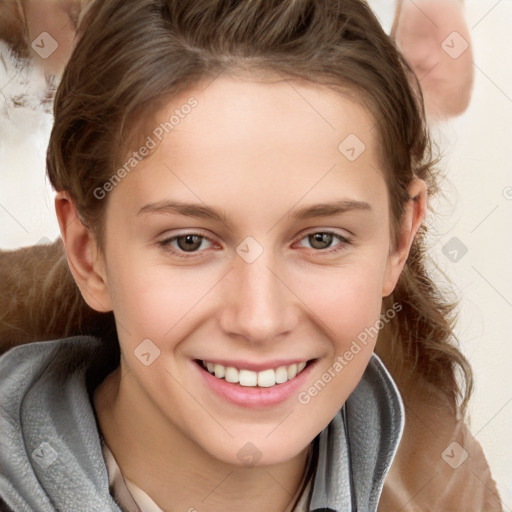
[159,233,214,259]
[158,230,351,260]
[296,231,351,255]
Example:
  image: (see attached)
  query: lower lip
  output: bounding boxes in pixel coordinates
[195,360,316,408]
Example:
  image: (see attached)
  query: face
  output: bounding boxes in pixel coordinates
[394,0,474,119]
[85,75,411,467]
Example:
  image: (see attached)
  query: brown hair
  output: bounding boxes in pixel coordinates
[47,0,473,416]
[0,0,27,57]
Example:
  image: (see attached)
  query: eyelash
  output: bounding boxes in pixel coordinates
[158,230,351,260]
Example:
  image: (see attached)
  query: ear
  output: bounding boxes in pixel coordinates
[55,192,112,312]
[382,178,427,297]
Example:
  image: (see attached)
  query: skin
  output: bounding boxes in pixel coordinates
[393,0,474,120]
[23,0,82,75]
[56,74,426,512]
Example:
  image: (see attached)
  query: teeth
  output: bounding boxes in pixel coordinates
[201,360,309,387]
[257,369,275,388]
[287,364,297,379]
[239,369,257,386]
[275,366,288,384]
[214,364,225,378]
[225,366,239,383]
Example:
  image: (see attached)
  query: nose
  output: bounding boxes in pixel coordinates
[218,248,300,345]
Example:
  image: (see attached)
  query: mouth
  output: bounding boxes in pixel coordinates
[194,357,317,408]
[196,359,311,388]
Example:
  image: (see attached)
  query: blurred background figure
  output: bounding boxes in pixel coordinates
[1,0,84,76]
[0,0,90,249]
[372,0,512,506]
[391,0,474,120]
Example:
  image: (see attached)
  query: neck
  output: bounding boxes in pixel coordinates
[93,366,312,512]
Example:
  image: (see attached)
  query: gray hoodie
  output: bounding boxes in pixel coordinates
[0,336,404,512]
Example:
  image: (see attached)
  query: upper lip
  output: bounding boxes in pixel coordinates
[196,358,313,372]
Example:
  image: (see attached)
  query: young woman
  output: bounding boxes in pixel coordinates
[0,1,502,511]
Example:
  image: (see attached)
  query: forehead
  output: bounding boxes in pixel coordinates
[112,74,388,221]
[165,73,375,156]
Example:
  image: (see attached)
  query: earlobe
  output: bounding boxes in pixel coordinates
[382,179,427,297]
[55,192,112,313]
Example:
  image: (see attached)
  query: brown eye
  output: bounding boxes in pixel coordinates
[159,232,214,259]
[175,234,204,252]
[307,232,334,250]
[296,231,351,255]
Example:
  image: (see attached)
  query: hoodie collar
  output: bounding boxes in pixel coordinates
[0,337,403,512]
[309,352,405,511]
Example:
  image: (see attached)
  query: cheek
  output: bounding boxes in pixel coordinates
[292,260,386,347]
[294,266,385,432]
[106,255,221,342]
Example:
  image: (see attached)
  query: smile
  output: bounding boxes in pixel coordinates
[200,360,308,388]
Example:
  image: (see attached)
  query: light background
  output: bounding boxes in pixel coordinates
[0,0,511,507]
[370,0,512,507]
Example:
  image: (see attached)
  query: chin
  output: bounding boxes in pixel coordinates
[203,433,309,469]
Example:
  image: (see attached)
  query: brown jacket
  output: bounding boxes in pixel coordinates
[0,240,503,512]
[379,375,502,511]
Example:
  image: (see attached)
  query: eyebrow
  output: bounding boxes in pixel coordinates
[137,199,372,224]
